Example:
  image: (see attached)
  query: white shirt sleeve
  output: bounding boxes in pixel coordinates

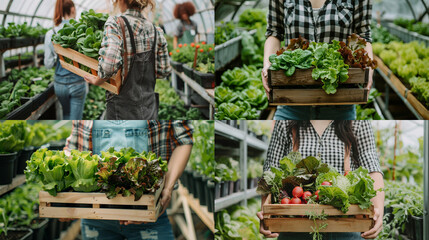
[44,29,57,69]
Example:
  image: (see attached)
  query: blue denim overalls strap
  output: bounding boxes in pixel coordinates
[82,120,174,240]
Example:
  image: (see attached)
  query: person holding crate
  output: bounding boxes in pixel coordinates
[83,0,171,120]
[261,0,374,120]
[63,120,193,240]
[257,120,384,239]
[45,0,88,120]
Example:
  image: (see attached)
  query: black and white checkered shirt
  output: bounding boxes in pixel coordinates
[266,0,373,45]
[264,120,381,174]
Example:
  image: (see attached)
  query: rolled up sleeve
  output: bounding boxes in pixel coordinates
[353,0,373,43]
[44,30,57,69]
[266,0,285,40]
[156,27,172,79]
[98,17,123,80]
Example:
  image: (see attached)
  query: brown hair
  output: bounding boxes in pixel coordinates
[54,0,75,26]
[173,2,196,20]
[112,0,155,12]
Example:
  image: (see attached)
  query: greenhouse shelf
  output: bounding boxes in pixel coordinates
[374,55,427,119]
[215,29,256,71]
[172,69,215,120]
[215,121,268,151]
[384,22,429,46]
[0,174,26,196]
[214,188,258,212]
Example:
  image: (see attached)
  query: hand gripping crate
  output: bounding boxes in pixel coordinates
[262,194,374,232]
[268,68,370,105]
[39,180,164,222]
[53,43,121,95]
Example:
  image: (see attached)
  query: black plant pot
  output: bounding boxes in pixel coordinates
[405,215,414,238]
[412,215,423,240]
[207,180,215,212]
[192,171,201,199]
[383,206,393,224]
[195,173,206,205]
[13,151,22,178]
[0,38,10,50]
[0,152,18,185]
[234,179,241,193]
[31,218,49,240]
[18,147,35,175]
[247,178,257,190]
[170,60,183,72]
[186,170,194,196]
[202,176,210,207]
[193,70,215,89]
[44,219,58,240]
[221,181,229,197]
[228,181,235,195]
[214,181,221,199]
[48,140,66,151]
[10,37,32,48]
[182,64,194,79]
[0,228,33,240]
[180,169,188,189]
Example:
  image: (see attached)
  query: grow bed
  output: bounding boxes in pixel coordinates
[268,68,369,105]
[262,194,374,232]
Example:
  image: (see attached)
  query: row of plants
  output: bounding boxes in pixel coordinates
[393,18,429,37]
[83,85,106,120]
[155,79,201,120]
[4,50,45,69]
[0,23,48,50]
[0,121,71,184]
[0,67,54,119]
[373,41,429,108]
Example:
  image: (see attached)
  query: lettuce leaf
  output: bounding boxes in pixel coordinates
[346,167,377,209]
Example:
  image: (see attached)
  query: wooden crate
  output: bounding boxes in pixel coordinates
[268,68,369,105]
[262,194,374,232]
[39,180,164,222]
[53,43,121,95]
[374,55,429,119]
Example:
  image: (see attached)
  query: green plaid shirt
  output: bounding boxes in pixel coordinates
[98,9,171,81]
[64,121,193,162]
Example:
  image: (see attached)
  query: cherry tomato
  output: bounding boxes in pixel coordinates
[344,171,350,176]
[196,45,201,49]
[292,186,303,198]
[302,191,312,200]
[315,190,320,201]
[281,198,291,204]
[290,197,302,204]
[321,181,332,186]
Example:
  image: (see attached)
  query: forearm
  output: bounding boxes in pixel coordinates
[370,172,384,211]
[164,144,192,192]
[365,42,374,88]
[263,36,281,69]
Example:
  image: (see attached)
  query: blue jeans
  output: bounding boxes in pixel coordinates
[279,232,363,240]
[81,212,174,240]
[54,79,87,120]
[274,105,356,120]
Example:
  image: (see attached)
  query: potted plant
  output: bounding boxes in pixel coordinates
[193,62,215,88]
[17,147,35,175]
[0,203,34,240]
[207,180,215,212]
[0,121,26,184]
[183,63,194,79]
[411,215,423,240]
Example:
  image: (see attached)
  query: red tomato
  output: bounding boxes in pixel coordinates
[290,197,302,204]
[292,186,303,198]
[344,171,350,176]
[302,191,312,200]
[169,52,173,56]
[321,181,332,186]
[202,41,206,45]
[315,190,320,201]
[199,49,204,53]
[191,43,195,47]
[196,44,201,49]
[281,198,291,204]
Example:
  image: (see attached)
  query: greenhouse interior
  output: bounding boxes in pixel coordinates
[214,120,429,240]
[0,0,215,120]
[0,120,215,240]
[214,0,429,120]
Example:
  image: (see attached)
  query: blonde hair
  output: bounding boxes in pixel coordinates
[112,0,155,12]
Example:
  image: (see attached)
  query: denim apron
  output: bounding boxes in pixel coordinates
[105,16,159,120]
[80,120,174,240]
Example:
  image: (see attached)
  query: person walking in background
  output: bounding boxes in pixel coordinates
[173,1,198,49]
[84,0,171,120]
[44,0,87,120]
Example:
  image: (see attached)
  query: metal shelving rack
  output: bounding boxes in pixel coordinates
[214,120,268,212]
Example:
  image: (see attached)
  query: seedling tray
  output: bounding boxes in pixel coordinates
[262,194,374,232]
[170,60,183,73]
[39,180,164,222]
[52,43,121,95]
[183,64,194,79]
[268,68,369,105]
[193,70,215,89]
[10,37,33,48]
[0,38,10,50]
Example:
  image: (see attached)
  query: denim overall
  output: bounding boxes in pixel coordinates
[105,16,159,120]
[80,120,174,240]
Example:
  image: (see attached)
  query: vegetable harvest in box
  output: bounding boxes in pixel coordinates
[257,152,377,213]
[25,147,167,201]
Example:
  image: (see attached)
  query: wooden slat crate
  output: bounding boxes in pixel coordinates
[268,68,369,105]
[262,194,374,232]
[39,180,164,222]
[374,55,429,119]
[53,43,121,95]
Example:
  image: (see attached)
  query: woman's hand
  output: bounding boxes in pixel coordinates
[261,66,270,99]
[256,211,279,238]
[159,186,173,216]
[119,220,145,225]
[84,75,105,86]
[361,207,383,239]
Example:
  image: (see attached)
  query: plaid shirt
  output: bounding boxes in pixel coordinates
[266,0,373,45]
[64,120,193,162]
[98,9,171,81]
[264,120,381,174]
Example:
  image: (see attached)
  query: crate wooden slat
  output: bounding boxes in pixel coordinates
[262,194,374,232]
[53,43,121,95]
[374,55,429,119]
[39,180,164,222]
[268,68,369,105]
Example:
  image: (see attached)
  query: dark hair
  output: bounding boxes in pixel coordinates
[54,0,75,26]
[173,2,196,20]
[287,120,359,166]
